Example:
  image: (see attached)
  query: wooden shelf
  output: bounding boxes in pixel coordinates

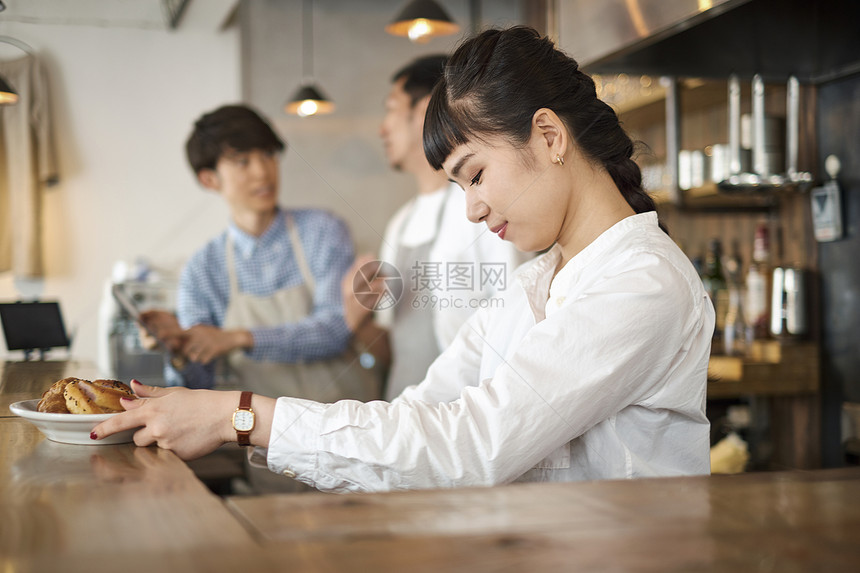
[652,182,780,211]
[707,340,819,398]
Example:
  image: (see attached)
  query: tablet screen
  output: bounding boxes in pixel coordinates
[0,301,71,351]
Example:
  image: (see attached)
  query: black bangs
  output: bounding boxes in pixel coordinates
[423,80,470,171]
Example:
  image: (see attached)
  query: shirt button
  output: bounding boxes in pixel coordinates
[283,469,296,478]
[556,296,566,305]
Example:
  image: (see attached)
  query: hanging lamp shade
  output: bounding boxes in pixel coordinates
[386,0,460,43]
[0,75,18,105]
[285,83,335,117]
[285,0,335,117]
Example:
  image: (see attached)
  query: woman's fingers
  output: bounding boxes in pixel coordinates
[92,380,175,438]
[91,407,145,440]
[131,426,157,448]
[130,379,180,399]
[121,396,144,410]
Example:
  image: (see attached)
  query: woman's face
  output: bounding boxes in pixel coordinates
[441,134,571,253]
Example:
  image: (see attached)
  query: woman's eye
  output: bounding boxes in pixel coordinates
[469,170,483,187]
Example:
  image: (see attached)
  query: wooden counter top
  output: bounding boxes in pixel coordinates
[0,360,257,571]
[0,418,256,565]
[0,360,104,416]
[3,360,858,572]
[229,467,860,572]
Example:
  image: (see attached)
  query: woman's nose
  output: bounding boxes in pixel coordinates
[465,192,489,223]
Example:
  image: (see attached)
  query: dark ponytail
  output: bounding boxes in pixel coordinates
[424,26,665,233]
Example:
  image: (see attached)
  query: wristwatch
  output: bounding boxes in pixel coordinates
[232,391,255,446]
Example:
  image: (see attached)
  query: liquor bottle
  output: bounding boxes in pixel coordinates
[702,238,729,347]
[723,241,748,356]
[745,222,771,340]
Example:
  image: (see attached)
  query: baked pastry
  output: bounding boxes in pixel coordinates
[37,378,136,414]
[63,379,136,414]
[37,377,87,413]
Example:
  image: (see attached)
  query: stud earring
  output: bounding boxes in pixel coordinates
[554,154,564,166]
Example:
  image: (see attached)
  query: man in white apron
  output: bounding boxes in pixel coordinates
[344,56,526,401]
[142,105,379,491]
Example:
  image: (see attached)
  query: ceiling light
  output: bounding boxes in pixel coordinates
[0,75,18,105]
[285,0,334,117]
[386,0,460,43]
[285,84,334,117]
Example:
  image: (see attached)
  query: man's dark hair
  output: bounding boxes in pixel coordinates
[392,54,448,108]
[185,104,286,174]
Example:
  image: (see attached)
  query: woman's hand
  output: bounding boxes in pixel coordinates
[91,380,238,460]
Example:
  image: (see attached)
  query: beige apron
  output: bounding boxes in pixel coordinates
[222,213,379,403]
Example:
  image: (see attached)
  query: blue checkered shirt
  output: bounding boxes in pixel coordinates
[166,208,354,388]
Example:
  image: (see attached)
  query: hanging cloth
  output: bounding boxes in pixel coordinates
[0,50,58,277]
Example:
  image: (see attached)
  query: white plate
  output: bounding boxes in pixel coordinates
[9,399,137,445]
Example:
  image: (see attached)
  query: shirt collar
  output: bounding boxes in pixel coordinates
[517,212,659,321]
[550,211,657,297]
[517,244,562,323]
[227,209,284,258]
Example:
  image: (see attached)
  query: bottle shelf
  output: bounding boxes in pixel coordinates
[707,340,819,398]
[652,182,779,211]
[717,171,815,194]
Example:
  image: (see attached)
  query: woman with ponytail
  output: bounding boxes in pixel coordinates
[95,27,714,491]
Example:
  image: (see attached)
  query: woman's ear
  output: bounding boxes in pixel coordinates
[197,169,220,191]
[532,108,568,162]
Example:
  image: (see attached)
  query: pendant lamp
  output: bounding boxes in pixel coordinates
[0,75,18,105]
[386,0,460,43]
[285,0,334,117]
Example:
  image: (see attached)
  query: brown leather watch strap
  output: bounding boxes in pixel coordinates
[239,390,252,411]
[235,391,254,446]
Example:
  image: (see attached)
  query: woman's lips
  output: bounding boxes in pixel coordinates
[490,222,508,240]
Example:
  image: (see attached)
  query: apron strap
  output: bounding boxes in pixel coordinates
[225,213,315,297]
[225,231,240,297]
[285,212,317,296]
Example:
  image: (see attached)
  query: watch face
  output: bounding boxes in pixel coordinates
[233,410,255,432]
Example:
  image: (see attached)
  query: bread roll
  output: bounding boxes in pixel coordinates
[37,377,87,413]
[63,379,136,414]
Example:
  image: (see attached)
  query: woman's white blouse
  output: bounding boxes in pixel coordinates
[262,212,714,492]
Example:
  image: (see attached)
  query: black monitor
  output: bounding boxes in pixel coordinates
[0,301,71,357]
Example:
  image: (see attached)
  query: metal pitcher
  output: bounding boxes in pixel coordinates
[770,267,808,337]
